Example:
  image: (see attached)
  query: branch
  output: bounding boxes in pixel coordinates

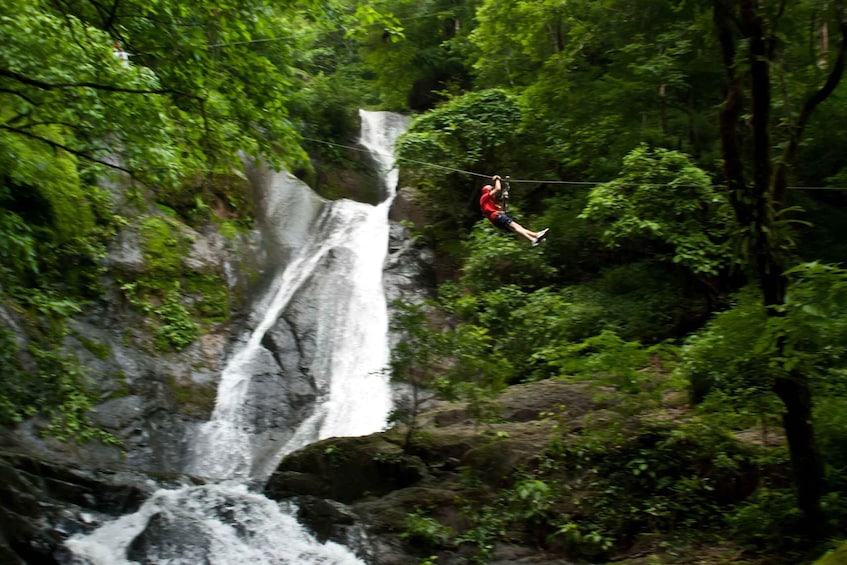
[88,0,121,30]
[0,87,37,105]
[776,0,788,20]
[773,5,847,203]
[1,123,134,175]
[740,0,772,198]
[713,0,747,212]
[0,68,203,102]
[11,119,106,137]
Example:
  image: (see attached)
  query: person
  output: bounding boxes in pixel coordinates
[113,44,130,67]
[479,175,549,246]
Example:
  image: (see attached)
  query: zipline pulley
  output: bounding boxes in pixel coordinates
[500,175,511,211]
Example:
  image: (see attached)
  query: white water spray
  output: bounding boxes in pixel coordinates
[65,110,410,564]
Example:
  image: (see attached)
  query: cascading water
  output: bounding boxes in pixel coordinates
[64,110,411,564]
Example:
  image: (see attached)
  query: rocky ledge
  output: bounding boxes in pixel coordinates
[265,379,608,565]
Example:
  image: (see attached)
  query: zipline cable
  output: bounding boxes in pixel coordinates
[208,9,452,48]
[301,136,490,179]
[302,135,847,191]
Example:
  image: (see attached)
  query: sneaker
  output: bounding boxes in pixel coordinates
[532,228,549,247]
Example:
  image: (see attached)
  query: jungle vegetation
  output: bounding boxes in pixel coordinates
[3,0,847,562]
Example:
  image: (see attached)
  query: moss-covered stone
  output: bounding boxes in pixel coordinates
[184,272,230,324]
[167,375,216,418]
[77,335,112,360]
[121,213,235,351]
[140,215,188,277]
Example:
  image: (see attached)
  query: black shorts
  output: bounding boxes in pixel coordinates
[491,212,513,230]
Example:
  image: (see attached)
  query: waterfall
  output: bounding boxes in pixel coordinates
[64,110,410,564]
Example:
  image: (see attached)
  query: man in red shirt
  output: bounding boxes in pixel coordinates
[480,175,549,246]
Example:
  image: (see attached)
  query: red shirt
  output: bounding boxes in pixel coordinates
[479,186,501,221]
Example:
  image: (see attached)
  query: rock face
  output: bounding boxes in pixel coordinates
[0,451,157,565]
[384,221,436,349]
[0,173,439,563]
[1,217,261,475]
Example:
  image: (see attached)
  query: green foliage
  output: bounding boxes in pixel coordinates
[152,291,200,351]
[545,416,766,558]
[353,0,477,110]
[472,0,724,180]
[675,288,774,406]
[389,298,511,445]
[77,336,112,361]
[30,345,116,444]
[727,487,805,550]
[1,0,311,193]
[814,542,847,565]
[0,125,112,298]
[115,214,230,351]
[453,284,615,383]
[455,501,506,563]
[453,259,693,383]
[510,476,555,524]
[446,411,768,562]
[461,219,557,292]
[401,509,454,550]
[395,89,522,247]
[0,328,34,425]
[814,395,847,482]
[0,130,95,242]
[153,173,256,230]
[774,263,847,374]
[545,330,653,393]
[0,327,117,444]
[586,261,701,340]
[581,145,733,276]
[534,193,606,282]
[187,273,231,322]
[399,89,521,178]
[680,264,847,409]
[0,206,37,288]
[120,280,200,352]
[389,300,445,444]
[140,216,188,276]
[798,86,847,187]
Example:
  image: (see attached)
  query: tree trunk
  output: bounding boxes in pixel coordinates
[773,369,826,524]
[712,0,840,528]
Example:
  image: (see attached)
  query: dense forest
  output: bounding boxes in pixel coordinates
[4,0,847,563]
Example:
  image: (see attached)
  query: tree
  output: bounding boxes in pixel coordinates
[395,88,522,255]
[0,0,317,440]
[581,144,734,283]
[351,0,479,110]
[711,0,847,526]
[470,0,727,181]
[0,0,308,188]
[389,298,510,447]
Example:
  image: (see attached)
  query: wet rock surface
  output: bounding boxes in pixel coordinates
[0,451,159,564]
[0,189,439,564]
